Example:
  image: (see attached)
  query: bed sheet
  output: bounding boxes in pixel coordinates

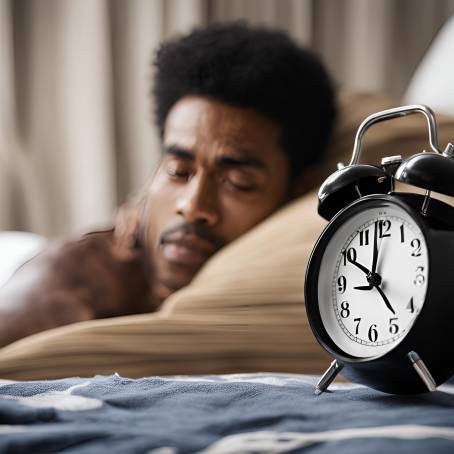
[1,372,454,453]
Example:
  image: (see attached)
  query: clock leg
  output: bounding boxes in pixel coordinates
[420,190,432,216]
[314,360,344,396]
[407,351,437,392]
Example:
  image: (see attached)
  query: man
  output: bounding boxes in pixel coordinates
[0,22,336,348]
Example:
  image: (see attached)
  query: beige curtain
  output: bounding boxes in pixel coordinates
[1,0,454,237]
[0,0,206,237]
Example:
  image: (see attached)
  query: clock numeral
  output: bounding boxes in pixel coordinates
[340,301,350,318]
[378,220,391,238]
[359,229,370,246]
[389,318,399,335]
[368,324,378,342]
[400,224,405,243]
[367,325,378,342]
[353,317,361,335]
[411,238,422,257]
[413,266,425,286]
[407,297,415,314]
[341,248,357,266]
[337,275,347,293]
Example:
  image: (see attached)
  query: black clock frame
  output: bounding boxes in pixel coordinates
[305,191,454,394]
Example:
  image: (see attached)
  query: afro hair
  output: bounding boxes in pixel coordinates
[153,22,337,179]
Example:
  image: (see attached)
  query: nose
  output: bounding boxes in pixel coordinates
[176,174,220,226]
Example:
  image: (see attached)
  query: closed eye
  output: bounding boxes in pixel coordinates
[166,161,191,180]
[167,168,189,179]
[222,169,257,192]
[223,178,255,192]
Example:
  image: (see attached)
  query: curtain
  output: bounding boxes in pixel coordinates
[1,0,454,237]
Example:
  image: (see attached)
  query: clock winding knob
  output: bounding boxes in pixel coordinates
[442,143,454,159]
[381,155,402,177]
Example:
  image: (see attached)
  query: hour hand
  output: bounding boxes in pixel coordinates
[354,285,373,291]
[348,259,371,275]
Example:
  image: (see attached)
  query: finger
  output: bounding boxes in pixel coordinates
[113,205,141,260]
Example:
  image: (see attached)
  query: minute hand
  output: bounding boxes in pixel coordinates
[375,285,395,315]
[371,221,379,274]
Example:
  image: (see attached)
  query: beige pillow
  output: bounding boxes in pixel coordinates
[0,93,453,380]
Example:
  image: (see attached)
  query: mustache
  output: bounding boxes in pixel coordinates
[160,222,226,249]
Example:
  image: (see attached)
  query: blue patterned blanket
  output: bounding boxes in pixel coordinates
[1,373,454,453]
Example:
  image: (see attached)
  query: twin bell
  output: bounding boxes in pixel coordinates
[318,105,454,221]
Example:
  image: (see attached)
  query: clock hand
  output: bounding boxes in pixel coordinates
[354,285,373,290]
[374,285,395,315]
[348,258,371,275]
[371,220,379,274]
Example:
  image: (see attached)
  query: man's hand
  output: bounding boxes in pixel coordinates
[0,226,154,349]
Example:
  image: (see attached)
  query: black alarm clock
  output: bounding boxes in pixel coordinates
[305,105,454,395]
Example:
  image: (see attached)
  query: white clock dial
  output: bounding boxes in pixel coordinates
[318,203,428,358]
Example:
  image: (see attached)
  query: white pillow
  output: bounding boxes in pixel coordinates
[403,16,454,116]
[0,231,47,287]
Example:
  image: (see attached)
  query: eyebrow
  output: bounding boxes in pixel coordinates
[164,145,266,170]
[165,145,194,161]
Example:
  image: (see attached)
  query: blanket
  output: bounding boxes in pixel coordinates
[1,373,454,453]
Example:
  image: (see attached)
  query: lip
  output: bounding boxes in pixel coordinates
[160,234,217,266]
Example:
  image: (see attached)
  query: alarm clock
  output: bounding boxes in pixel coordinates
[305,105,454,395]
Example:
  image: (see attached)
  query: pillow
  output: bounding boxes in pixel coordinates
[0,93,453,380]
[403,16,454,116]
[0,231,47,287]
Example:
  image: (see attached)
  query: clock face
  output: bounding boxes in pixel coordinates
[317,201,429,358]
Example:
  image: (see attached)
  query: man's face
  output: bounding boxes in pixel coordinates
[144,96,291,301]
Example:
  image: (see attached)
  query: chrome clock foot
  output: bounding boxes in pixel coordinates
[408,351,437,392]
[314,360,344,396]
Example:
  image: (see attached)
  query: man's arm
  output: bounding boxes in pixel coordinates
[0,229,155,348]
